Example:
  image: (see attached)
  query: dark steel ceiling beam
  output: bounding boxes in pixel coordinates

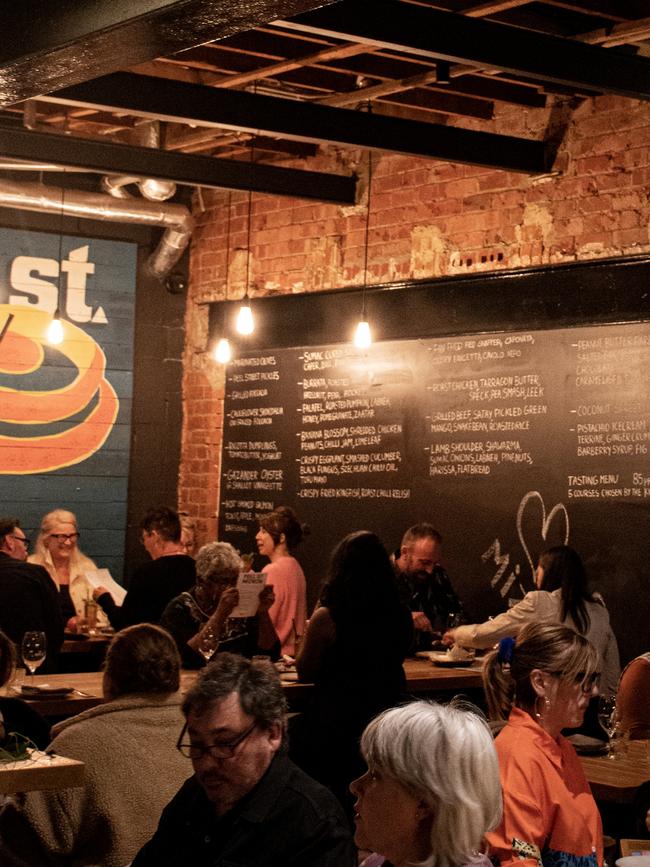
[0,126,357,204]
[0,0,341,107]
[44,72,550,173]
[276,0,650,101]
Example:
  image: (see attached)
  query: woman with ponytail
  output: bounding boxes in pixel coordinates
[482,622,603,867]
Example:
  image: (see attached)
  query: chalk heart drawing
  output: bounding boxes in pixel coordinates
[0,304,118,474]
[517,490,570,580]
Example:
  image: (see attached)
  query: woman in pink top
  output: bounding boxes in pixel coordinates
[256,506,307,656]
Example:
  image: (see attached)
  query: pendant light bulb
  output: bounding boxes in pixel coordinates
[236,303,254,335]
[46,310,64,345]
[354,319,372,350]
[214,337,232,364]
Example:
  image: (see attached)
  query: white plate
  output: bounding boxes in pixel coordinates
[616,857,650,867]
[427,651,476,667]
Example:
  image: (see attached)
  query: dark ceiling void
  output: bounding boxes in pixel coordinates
[45,72,550,174]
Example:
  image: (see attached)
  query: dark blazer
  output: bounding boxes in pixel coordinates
[0,553,64,673]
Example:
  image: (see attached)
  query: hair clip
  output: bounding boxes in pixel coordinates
[497,636,516,666]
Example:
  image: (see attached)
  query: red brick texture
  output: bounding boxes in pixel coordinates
[178,94,650,542]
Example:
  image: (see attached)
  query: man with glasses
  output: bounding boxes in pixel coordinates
[132,653,355,867]
[0,517,63,672]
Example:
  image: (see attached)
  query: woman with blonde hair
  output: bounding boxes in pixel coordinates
[482,621,602,867]
[350,699,502,867]
[29,509,107,630]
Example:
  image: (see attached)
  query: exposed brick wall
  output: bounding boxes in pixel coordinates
[178,94,650,541]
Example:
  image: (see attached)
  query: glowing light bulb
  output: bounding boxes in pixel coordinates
[236,304,254,335]
[46,313,64,345]
[353,320,372,349]
[213,337,232,364]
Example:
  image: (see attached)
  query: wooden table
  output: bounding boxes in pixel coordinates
[61,634,111,656]
[580,739,650,803]
[8,657,484,718]
[0,752,84,794]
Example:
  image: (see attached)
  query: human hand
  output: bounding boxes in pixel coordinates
[442,629,456,646]
[215,586,239,621]
[66,615,86,634]
[257,584,275,613]
[412,611,433,632]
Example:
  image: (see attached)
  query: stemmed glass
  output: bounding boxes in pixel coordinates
[21,631,47,682]
[197,627,219,663]
[597,696,618,759]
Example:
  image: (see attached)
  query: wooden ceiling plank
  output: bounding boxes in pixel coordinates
[0,125,357,203]
[462,1,535,18]
[210,41,372,88]
[318,72,494,118]
[540,1,629,24]
[42,71,549,172]
[0,0,342,107]
[276,0,650,100]
[578,15,650,47]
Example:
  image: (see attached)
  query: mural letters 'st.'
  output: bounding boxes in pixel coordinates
[0,228,137,579]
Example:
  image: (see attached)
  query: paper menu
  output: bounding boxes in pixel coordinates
[83,568,127,605]
[231,571,266,618]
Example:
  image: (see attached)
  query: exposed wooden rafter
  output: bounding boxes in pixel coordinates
[276,0,650,101]
[42,72,550,173]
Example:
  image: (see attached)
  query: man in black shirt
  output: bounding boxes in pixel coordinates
[132,653,354,867]
[394,523,464,650]
[95,506,195,628]
[0,517,63,672]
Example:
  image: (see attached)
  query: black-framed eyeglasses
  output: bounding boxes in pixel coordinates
[10,534,30,547]
[176,719,257,760]
[49,533,79,542]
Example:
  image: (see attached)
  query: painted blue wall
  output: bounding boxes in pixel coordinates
[0,228,137,581]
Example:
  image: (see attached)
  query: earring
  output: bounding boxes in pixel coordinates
[534,696,551,724]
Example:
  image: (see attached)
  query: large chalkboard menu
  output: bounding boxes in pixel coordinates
[218,321,649,663]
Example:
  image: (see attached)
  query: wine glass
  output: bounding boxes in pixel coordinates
[22,631,47,681]
[197,627,219,663]
[597,696,617,759]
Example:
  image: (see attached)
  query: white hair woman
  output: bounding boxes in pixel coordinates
[350,700,502,867]
[29,508,108,631]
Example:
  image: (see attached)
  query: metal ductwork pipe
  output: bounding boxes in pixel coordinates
[0,179,193,279]
[102,122,177,203]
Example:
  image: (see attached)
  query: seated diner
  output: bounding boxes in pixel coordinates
[351,699,502,867]
[482,621,603,867]
[160,541,279,667]
[0,623,189,867]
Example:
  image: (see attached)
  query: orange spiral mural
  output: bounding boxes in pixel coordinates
[0,305,119,474]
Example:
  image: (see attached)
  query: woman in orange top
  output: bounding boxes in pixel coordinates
[483,622,603,867]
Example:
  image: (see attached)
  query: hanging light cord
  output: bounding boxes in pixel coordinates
[244,89,256,301]
[361,147,373,319]
[55,176,66,318]
[224,191,232,301]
